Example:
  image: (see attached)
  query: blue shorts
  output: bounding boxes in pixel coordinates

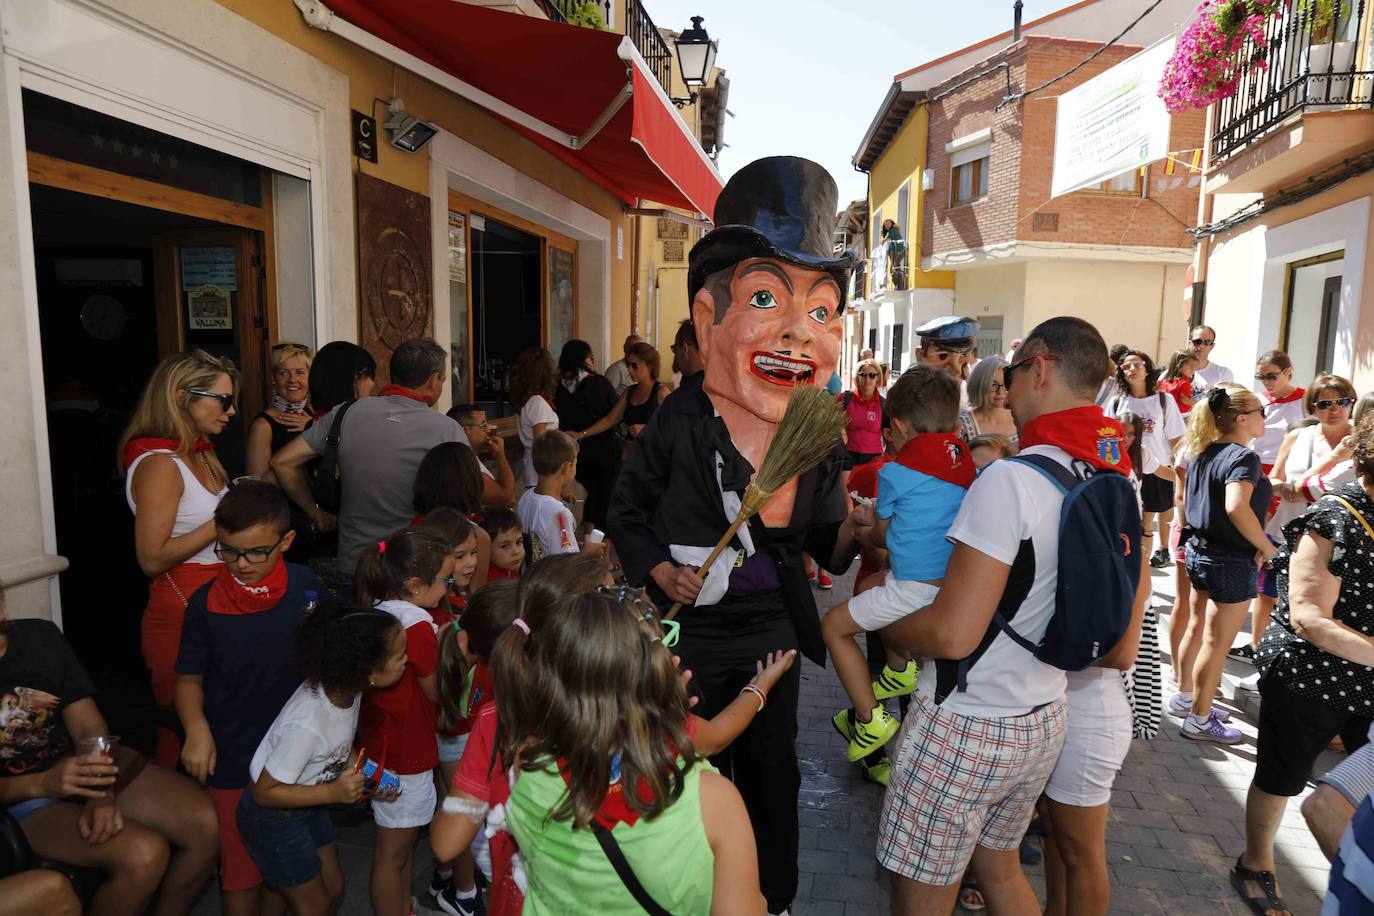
[1184,544,1258,604]
[236,790,336,888]
[1257,560,1278,598]
[6,798,60,822]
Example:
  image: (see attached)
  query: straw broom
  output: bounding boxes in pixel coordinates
[665,384,849,620]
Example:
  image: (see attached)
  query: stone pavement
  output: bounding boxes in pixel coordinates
[190,563,1338,916]
[791,562,1339,916]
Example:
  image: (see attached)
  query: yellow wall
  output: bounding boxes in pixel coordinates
[213,0,635,351]
[866,106,955,294]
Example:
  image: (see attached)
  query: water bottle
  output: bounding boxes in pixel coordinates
[303,590,319,615]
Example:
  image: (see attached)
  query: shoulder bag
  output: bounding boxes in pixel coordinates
[312,399,356,514]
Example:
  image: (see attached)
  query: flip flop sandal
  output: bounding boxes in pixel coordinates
[1230,856,1291,916]
[958,879,986,912]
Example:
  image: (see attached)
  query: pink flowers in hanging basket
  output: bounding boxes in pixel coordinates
[1158,0,1285,111]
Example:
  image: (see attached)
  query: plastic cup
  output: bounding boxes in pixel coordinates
[76,736,120,758]
[587,529,605,544]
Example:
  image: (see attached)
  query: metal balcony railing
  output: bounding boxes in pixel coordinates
[539,0,611,25]
[1212,0,1374,159]
[624,0,672,95]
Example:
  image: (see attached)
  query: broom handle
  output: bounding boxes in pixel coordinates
[665,512,750,621]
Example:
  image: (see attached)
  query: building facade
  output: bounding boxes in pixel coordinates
[0,0,720,626]
[1190,0,1374,392]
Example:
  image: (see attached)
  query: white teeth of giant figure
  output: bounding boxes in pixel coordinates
[753,354,813,378]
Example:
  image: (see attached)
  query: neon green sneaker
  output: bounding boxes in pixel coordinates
[872,660,919,700]
[833,706,899,762]
[863,755,892,787]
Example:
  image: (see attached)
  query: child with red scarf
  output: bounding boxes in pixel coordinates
[174,480,322,915]
[822,366,976,764]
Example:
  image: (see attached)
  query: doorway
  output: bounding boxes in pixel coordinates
[1283,251,1344,383]
[470,215,542,408]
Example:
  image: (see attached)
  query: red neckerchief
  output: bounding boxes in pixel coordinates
[556,760,656,829]
[378,384,434,405]
[1264,386,1305,406]
[121,437,214,472]
[487,564,520,582]
[206,557,288,615]
[893,434,976,489]
[1020,406,1132,477]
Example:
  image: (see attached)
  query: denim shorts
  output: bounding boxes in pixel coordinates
[437,732,469,765]
[236,790,337,888]
[1184,544,1258,604]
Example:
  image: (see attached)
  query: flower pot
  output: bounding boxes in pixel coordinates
[1305,40,1357,105]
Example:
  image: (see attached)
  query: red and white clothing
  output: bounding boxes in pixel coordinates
[839,390,884,456]
[1255,387,1306,468]
[1268,424,1345,537]
[360,600,439,775]
[518,490,579,561]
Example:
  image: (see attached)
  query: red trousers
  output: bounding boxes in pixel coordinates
[140,563,219,768]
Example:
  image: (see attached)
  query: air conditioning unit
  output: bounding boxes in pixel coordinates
[922,168,934,191]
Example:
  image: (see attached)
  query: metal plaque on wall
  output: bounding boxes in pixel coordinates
[357,172,432,384]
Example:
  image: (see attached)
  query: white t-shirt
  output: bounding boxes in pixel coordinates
[1191,361,1234,398]
[517,395,560,489]
[1253,390,1307,466]
[518,489,579,561]
[604,359,634,396]
[1111,393,1185,474]
[249,682,359,786]
[921,444,1071,717]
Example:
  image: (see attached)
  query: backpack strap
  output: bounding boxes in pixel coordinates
[1007,453,1078,493]
[842,390,852,408]
[591,823,672,916]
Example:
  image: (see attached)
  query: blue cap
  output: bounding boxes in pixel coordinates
[915,315,981,350]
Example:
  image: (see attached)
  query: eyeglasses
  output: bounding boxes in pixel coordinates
[1315,397,1355,411]
[271,342,312,354]
[215,534,286,564]
[1254,372,1285,382]
[990,382,1008,393]
[596,584,678,646]
[1190,338,1216,346]
[659,618,680,649]
[857,372,879,380]
[1003,354,1063,384]
[460,421,493,430]
[186,389,235,412]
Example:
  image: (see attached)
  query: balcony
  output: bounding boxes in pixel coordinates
[537,0,672,95]
[1211,0,1374,162]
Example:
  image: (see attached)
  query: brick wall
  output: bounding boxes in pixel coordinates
[923,37,1205,260]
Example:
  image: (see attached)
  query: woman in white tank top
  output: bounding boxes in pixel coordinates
[119,350,239,768]
[1269,375,1357,537]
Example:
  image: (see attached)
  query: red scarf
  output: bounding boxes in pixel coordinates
[1020,406,1132,477]
[894,434,976,488]
[206,558,288,615]
[487,565,521,582]
[378,384,435,405]
[121,437,214,472]
[1264,386,1305,406]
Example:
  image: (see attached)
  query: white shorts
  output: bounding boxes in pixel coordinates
[1045,668,1133,807]
[370,771,437,830]
[437,733,469,765]
[846,573,940,632]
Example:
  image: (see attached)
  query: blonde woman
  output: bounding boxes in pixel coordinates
[1170,383,1275,744]
[119,349,239,767]
[245,342,312,482]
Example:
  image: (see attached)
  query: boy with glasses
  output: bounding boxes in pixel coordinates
[447,403,515,508]
[175,479,323,916]
[1188,324,1234,397]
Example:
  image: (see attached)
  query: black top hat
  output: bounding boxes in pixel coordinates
[689,156,856,309]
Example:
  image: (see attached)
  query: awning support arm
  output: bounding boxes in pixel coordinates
[572,82,632,150]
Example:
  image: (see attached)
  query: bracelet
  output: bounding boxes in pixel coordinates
[741,684,766,713]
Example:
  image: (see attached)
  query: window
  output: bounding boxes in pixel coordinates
[896,181,910,237]
[868,327,878,355]
[1282,251,1344,382]
[890,324,905,373]
[1093,170,1144,195]
[951,157,989,206]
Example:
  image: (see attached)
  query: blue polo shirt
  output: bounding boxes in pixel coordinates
[877,461,967,581]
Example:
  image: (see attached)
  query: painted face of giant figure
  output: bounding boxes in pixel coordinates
[693,257,843,426]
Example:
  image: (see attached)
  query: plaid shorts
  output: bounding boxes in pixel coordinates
[878,690,1068,885]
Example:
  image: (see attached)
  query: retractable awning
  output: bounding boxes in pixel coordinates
[297,0,723,217]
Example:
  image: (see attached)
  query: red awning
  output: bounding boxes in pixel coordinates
[323,0,723,216]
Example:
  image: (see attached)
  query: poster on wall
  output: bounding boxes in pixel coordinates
[187,284,232,330]
[657,218,689,240]
[180,246,237,291]
[357,172,433,384]
[1050,38,1174,199]
[448,211,467,285]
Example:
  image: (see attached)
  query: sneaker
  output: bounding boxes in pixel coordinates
[1181,711,1243,744]
[435,886,485,916]
[1238,672,1261,693]
[1166,693,1231,721]
[862,756,892,787]
[1149,546,1171,568]
[834,706,899,762]
[817,570,833,589]
[1227,643,1256,662]
[873,660,920,700]
[428,869,452,899]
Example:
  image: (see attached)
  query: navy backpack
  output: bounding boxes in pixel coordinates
[995,454,1142,671]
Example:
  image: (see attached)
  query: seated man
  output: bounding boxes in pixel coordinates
[0,588,218,916]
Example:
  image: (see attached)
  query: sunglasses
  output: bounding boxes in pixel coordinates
[215,533,286,564]
[1315,397,1355,411]
[597,585,678,647]
[271,342,312,354]
[1254,372,1285,382]
[1190,338,1216,346]
[857,372,879,380]
[186,389,235,412]
[1003,353,1063,383]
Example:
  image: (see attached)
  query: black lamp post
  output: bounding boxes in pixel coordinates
[671,16,718,108]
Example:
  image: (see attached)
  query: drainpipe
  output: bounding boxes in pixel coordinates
[1192,109,1217,326]
[630,212,641,335]
[1013,0,1024,41]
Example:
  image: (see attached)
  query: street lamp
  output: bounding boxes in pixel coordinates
[671,16,718,109]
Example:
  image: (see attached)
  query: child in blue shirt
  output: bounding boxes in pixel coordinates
[822,365,974,762]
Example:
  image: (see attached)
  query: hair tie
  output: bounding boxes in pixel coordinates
[377,540,387,554]
[512,618,530,636]
[1207,388,1230,412]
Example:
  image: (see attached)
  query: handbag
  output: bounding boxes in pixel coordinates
[1324,494,1374,543]
[591,823,671,916]
[312,399,356,514]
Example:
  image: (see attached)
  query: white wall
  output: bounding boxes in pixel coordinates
[954,261,1027,342]
[1025,260,1180,361]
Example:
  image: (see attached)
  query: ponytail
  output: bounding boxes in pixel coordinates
[353,527,451,606]
[1184,382,1260,457]
[435,622,469,732]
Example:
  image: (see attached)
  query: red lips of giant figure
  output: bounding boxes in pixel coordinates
[748,350,818,387]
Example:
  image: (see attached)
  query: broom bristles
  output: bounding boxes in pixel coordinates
[752,384,849,495]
